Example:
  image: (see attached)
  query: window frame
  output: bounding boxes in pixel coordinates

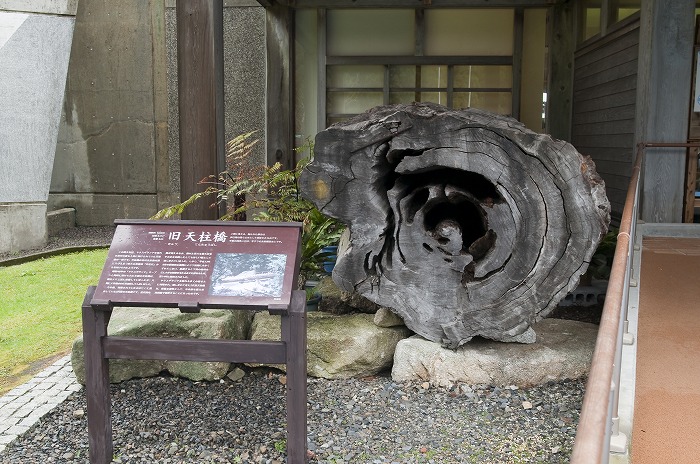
[578,0,641,46]
[316,8,525,132]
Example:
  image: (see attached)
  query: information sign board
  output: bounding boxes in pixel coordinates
[92,220,302,308]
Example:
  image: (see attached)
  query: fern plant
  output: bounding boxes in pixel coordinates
[152,132,345,284]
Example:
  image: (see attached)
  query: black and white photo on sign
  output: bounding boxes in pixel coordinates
[209,253,287,297]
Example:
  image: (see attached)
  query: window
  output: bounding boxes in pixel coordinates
[326,62,514,125]
[612,0,641,23]
[580,0,640,43]
[581,0,602,41]
[327,10,414,56]
[295,8,548,141]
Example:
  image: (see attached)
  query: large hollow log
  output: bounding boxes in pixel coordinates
[300,103,610,348]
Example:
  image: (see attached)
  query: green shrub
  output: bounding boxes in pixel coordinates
[153,132,344,284]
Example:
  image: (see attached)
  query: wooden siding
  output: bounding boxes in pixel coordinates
[572,20,640,223]
[685,18,700,222]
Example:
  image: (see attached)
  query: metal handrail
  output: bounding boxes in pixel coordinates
[571,142,700,462]
[570,145,641,463]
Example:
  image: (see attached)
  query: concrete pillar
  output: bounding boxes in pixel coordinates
[0,2,75,254]
[43,0,264,227]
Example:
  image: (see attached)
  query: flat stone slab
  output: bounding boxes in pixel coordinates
[72,307,253,384]
[392,319,597,387]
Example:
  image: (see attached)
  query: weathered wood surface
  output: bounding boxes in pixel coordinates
[300,103,610,348]
[177,0,225,220]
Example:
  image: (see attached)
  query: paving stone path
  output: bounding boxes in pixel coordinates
[0,356,81,452]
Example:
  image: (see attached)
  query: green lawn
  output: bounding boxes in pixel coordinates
[0,249,108,392]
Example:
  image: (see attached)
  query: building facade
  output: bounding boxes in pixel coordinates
[1,0,697,253]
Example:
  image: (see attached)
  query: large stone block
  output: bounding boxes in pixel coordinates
[71,307,253,384]
[392,319,597,387]
[373,307,406,328]
[0,1,78,15]
[46,207,76,236]
[0,11,74,252]
[249,312,412,379]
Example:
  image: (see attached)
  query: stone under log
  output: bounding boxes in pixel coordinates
[300,103,610,348]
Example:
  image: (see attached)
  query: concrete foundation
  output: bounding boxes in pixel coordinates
[0,204,47,254]
[46,207,76,236]
[48,193,159,226]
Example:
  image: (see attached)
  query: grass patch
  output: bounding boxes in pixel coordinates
[0,248,108,393]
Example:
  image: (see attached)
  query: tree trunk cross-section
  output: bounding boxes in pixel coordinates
[300,103,610,348]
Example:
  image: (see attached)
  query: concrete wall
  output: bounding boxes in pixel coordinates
[0,6,75,253]
[0,0,77,15]
[49,0,172,226]
[222,3,266,162]
[48,0,266,227]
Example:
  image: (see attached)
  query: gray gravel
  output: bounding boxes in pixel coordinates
[0,227,585,462]
[0,226,115,263]
[0,370,582,463]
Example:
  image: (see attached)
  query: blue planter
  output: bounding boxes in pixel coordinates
[304,280,321,311]
[321,246,338,274]
[306,293,321,311]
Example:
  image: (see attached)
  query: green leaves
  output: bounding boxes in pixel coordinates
[588,228,618,280]
[152,133,345,283]
[300,208,343,275]
[151,187,218,220]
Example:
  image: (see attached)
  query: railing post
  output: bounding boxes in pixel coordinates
[284,290,308,463]
[623,182,640,346]
[609,257,629,454]
[82,286,113,464]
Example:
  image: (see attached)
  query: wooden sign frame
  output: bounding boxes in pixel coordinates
[82,220,308,463]
[92,219,303,311]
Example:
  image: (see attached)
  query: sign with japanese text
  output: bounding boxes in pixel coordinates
[92,220,302,308]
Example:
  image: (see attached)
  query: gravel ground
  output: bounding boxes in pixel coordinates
[0,226,590,463]
[1,371,583,464]
[0,226,115,263]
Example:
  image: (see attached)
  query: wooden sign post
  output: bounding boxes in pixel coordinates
[82,219,307,463]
